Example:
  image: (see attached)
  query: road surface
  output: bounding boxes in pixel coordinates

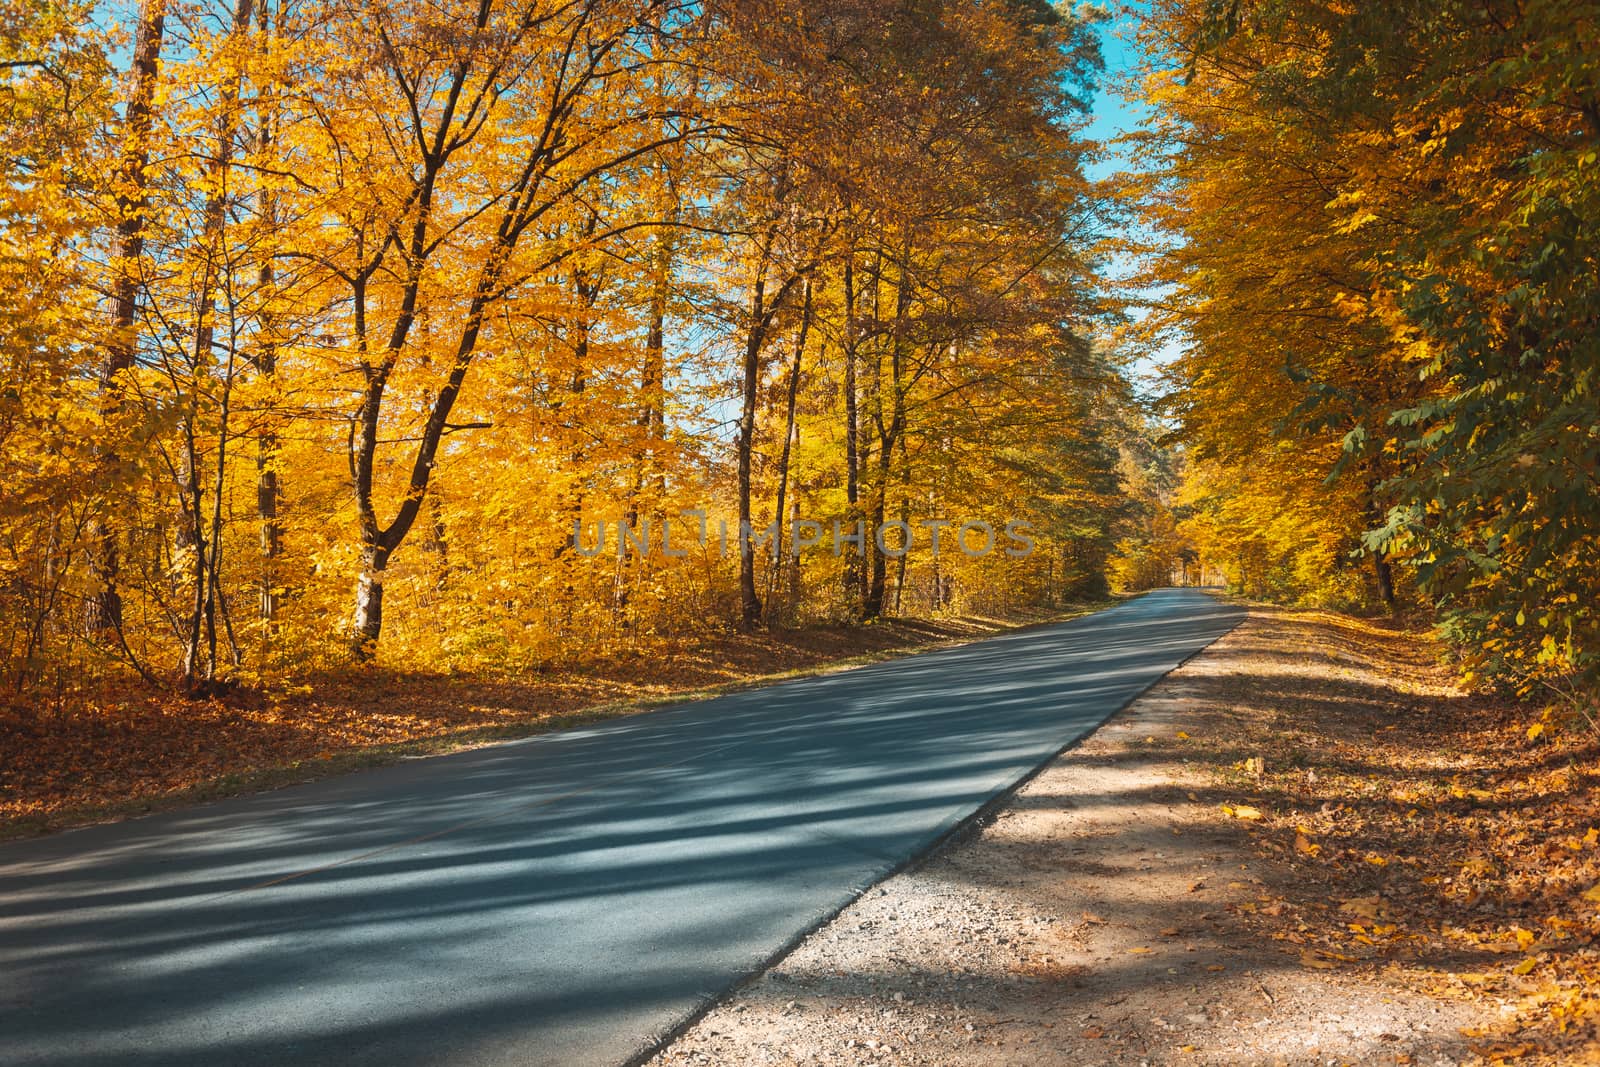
[0,588,1242,1067]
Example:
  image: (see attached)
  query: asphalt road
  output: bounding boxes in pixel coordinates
[0,588,1243,1067]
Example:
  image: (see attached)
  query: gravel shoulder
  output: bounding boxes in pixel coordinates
[647,607,1504,1067]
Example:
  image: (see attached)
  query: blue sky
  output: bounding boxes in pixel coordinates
[1077,2,1187,383]
[1083,2,1156,182]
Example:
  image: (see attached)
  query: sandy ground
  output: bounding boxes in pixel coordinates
[646,611,1502,1067]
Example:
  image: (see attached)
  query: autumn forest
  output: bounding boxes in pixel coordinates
[4,0,1127,693]
[2,0,1597,774]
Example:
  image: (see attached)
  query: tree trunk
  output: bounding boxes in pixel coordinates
[85,0,168,636]
[765,278,811,624]
[863,238,911,619]
[786,490,802,612]
[256,0,281,624]
[892,493,909,616]
[842,252,863,613]
[257,358,280,623]
[1367,483,1396,611]
[640,196,676,512]
[556,261,597,553]
[427,487,450,587]
[891,431,911,615]
[863,491,887,618]
[348,278,495,658]
[179,411,208,683]
[736,262,768,627]
[1373,547,1395,610]
[625,219,668,627]
[352,543,390,656]
[177,0,254,687]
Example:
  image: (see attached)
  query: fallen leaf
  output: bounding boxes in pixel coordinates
[1470,1042,1535,1060]
[1339,896,1382,921]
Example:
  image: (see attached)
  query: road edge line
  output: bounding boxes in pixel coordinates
[621,592,1247,1067]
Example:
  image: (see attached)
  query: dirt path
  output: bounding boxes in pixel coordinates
[647,606,1554,1067]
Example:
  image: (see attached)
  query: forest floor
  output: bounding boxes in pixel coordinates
[648,605,1600,1067]
[0,604,1106,839]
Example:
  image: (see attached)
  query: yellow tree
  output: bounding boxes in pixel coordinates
[1141,0,1600,694]
[0,0,111,684]
[272,0,701,656]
